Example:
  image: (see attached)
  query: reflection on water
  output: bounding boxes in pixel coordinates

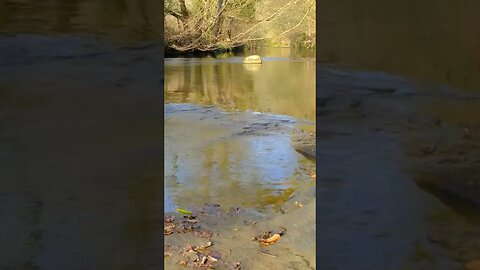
[164,113,310,213]
[318,0,480,92]
[164,49,316,121]
[0,0,162,41]
[164,48,315,216]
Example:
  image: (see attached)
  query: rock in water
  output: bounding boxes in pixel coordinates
[243,55,262,64]
[293,143,316,160]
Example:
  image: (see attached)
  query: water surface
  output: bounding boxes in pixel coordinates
[0,0,162,41]
[164,47,316,215]
[164,106,314,214]
[318,0,480,92]
[165,48,316,121]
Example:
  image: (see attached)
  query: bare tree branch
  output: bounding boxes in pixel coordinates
[164,0,315,51]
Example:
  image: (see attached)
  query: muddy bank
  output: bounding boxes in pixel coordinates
[317,65,480,269]
[164,104,316,269]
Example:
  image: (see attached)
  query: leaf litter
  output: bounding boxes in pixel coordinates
[165,203,296,269]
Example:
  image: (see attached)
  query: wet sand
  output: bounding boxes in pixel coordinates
[1,35,164,270]
[317,65,480,269]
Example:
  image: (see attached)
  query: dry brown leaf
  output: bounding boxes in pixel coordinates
[164,224,176,235]
[259,233,281,245]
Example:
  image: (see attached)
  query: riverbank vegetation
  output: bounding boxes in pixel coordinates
[164,0,315,52]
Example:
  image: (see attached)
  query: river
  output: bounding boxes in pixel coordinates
[1,1,317,269]
[163,48,317,269]
[164,48,316,211]
[2,0,480,269]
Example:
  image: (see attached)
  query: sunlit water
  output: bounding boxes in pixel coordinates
[164,49,315,214]
[164,108,314,213]
[164,48,316,121]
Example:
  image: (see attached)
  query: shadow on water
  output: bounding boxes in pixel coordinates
[0,0,162,41]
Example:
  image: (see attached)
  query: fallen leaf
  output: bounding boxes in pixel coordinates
[259,233,281,246]
[164,216,175,223]
[177,208,193,215]
[164,224,176,235]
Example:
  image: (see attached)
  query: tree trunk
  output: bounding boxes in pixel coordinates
[213,0,225,38]
[178,0,189,17]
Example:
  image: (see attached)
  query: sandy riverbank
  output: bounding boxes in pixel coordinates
[317,65,480,269]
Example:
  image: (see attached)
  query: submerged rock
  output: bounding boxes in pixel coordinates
[291,129,316,160]
[293,143,316,160]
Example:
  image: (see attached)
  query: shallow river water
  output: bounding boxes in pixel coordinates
[164,49,316,121]
[163,50,317,269]
[164,49,316,216]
